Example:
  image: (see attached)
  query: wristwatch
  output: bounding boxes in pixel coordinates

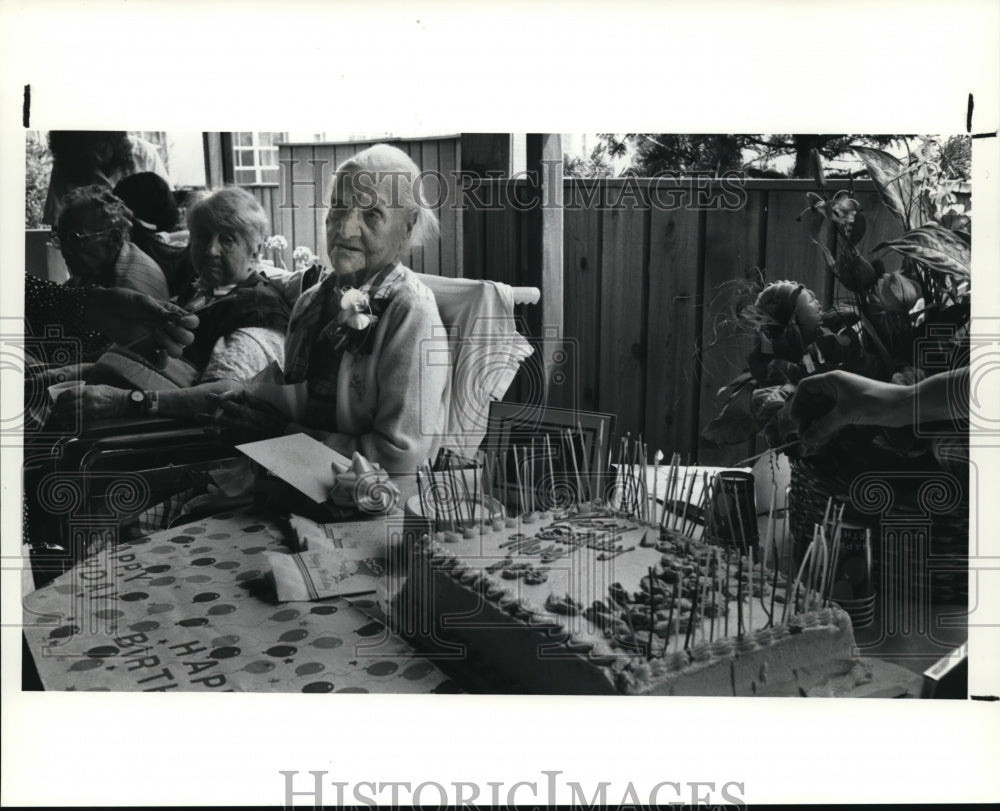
[128,390,147,414]
[128,390,157,415]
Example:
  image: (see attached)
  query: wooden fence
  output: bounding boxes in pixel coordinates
[463,178,901,467]
[248,159,905,467]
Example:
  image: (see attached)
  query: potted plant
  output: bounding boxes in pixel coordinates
[702,139,971,593]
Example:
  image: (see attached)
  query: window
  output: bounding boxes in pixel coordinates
[232,132,286,184]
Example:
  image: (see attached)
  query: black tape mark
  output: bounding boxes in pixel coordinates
[23,84,31,128]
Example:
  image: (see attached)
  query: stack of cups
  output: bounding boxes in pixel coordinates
[826,522,875,629]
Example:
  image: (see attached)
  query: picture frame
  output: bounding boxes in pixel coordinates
[482,402,615,512]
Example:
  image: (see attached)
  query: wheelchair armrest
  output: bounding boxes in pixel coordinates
[74,416,190,437]
[79,423,222,451]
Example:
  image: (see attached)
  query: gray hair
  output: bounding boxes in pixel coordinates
[333,143,441,248]
[187,186,269,251]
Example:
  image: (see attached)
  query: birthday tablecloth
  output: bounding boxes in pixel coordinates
[22,510,460,693]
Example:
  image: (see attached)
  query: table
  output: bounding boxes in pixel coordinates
[22,509,458,693]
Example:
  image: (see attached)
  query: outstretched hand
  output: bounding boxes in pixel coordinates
[790,370,884,453]
[86,288,199,369]
[208,389,289,443]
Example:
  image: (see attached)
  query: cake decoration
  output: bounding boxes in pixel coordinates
[396,432,868,696]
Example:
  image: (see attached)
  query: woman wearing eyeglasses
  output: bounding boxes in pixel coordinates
[53,185,169,300]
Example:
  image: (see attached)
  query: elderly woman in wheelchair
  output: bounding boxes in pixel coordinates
[213,144,452,476]
[49,186,291,425]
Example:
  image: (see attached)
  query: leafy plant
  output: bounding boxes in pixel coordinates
[25,131,52,228]
[702,138,971,464]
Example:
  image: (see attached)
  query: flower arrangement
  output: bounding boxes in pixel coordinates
[703,139,971,470]
[262,234,289,269]
[292,245,316,271]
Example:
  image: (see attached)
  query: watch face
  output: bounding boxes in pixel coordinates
[130,390,145,404]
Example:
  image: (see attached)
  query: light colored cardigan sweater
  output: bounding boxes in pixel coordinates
[286,264,451,475]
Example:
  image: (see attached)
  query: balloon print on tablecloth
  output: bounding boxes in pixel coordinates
[192,592,219,603]
[295,662,325,676]
[302,681,335,693]
[356,621,384,637]
[265,645,297,658]
[119,592,149,602]
[280,629,309,643]
[311,637,344,649]
[207,533,230,540]
[236,570,261,581]
[170,535,195,544]
[310,605,338,615]
[129,620,159,632]
[69,658,104,671]
[270,609,301,622]
[191,557,216,566]
[209,646,242,659]
[214,561,240,570]
[336,687,369,693]
[242,524,266,533]
[146,603,173,614]
[145,564,170,573]
[402,662,435,680]
[365,661,398,677]
[184,575,212,584]
[178,617,209,627]
[211,635,240,647]
[150,546,174,555]
[241,547,268,555]
[149,576,176,586]
[86,645,118,657]
[207,604,237,616]
[94,609,124,620]
[243,661,275,674]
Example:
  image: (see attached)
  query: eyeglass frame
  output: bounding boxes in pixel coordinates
[49,227,122,251]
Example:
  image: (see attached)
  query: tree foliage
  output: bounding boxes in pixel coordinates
[563,143,614,178]
[597,134,903,178]
[25,131,52,228]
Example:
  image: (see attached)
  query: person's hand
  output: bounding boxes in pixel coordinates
[50,384,129,424]
[85,288,199,369]
[208,389,289,442]
[789,370,885,454]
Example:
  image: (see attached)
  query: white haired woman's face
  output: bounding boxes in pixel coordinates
[190,225,257,288]
[325,169,414,278]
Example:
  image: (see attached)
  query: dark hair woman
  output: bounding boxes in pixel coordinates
[53,185,169,301]
[114,172,195,295]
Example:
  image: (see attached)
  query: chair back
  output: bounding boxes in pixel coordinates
[419,274,538,460]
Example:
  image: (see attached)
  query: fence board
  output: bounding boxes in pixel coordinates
[560,182,602,415]
[437,137,461,277]
[289,146,316,270]
[763,186,830,304]
[697,190,765,467]
[598,193,649,442]
[418,139,442,276]
[644,204,702,461]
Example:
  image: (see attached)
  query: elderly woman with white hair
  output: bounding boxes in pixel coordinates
[50,186,291,422]
[216,144,450,475]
